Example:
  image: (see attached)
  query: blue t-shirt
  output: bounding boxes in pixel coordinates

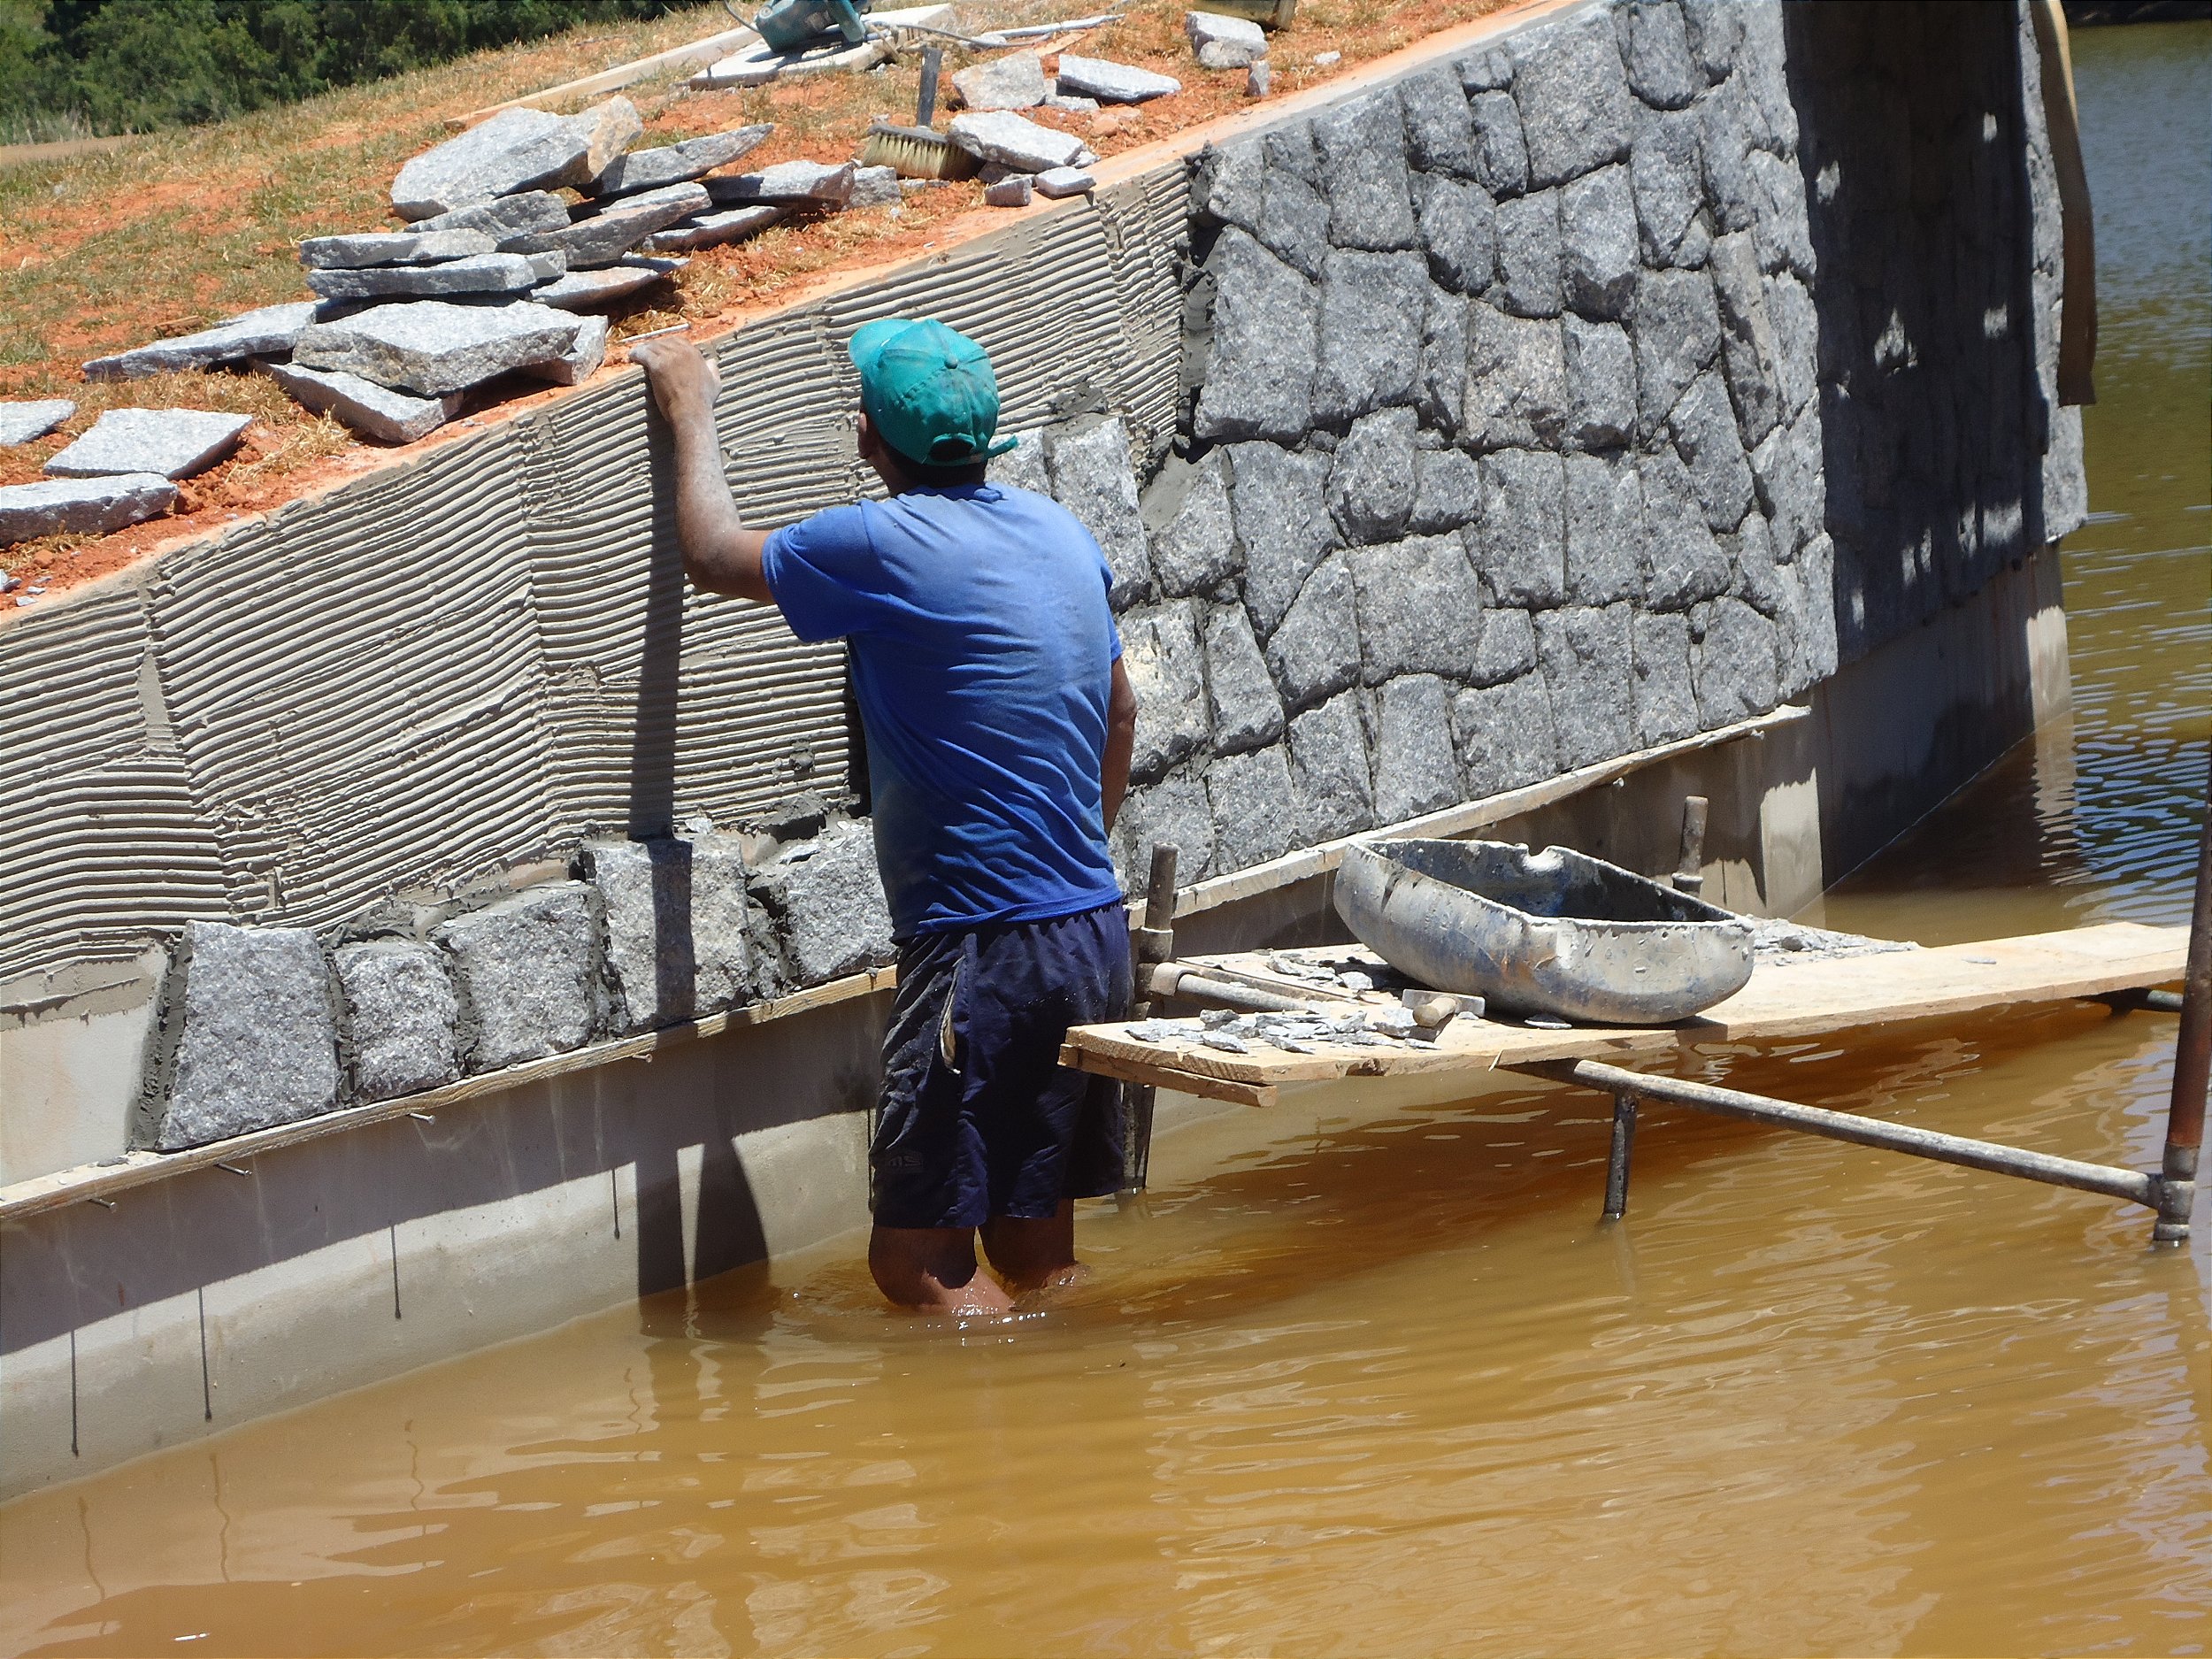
[761,484,1125,937]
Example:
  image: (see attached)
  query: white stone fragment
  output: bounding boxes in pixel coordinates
[0,399,73,445]
[953,51,1048,111]
[1053,53,1181,104]
[706,160,856,205]
[296,228,495,269]
[849,165,902,208]
[949,110,1094,173]
[43,407,251,480]
[257,358,460,444]
[1187,11,1267,67]
[984,174,1034,207]
[391,97,641,219]
[1033,166,1095,199]
[0,473,177,544]
[82,301,321,381]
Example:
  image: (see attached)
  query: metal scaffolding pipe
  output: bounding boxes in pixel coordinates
[2155,754,2212,1242]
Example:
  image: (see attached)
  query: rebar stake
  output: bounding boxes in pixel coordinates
[1603,1091,1639,1220]
[2153,753,2211,1244]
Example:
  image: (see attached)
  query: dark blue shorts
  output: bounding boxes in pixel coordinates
[872,901,1132,1230]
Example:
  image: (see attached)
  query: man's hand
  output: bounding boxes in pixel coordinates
[630,333,771,603]
[631,334,721,424]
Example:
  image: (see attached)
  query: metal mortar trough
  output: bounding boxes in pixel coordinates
[1333,840,1757,1025]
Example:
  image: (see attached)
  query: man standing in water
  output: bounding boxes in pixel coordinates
[633,320,1139,1317]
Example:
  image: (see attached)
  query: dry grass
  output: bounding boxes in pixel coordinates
[0,0,1516,591]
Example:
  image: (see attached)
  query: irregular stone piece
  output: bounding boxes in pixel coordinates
[1630,106,1704,266]
[757,823,895,987]
[1254,134,1331,276]
[44,408,250,480]
[1631,611,1701,745]
[1327,407,1418,544]
[1143,449,1241,596]
[83,300,321,381]
[1510,10,1632,188]
[1640,448,1733,606]
[0,473,177,544]
[1371,674,1461,823]
[1453,676,1557,795]
[334,940,460,1102]
[1563,314,1636,449]
[984,175,1034,207]
[583,835,757,1033]
[1188,11,1268,68]
[1034,166,1094,198]
[1055,53,1180,104]
[0,399,74,445]
[1354,533,1485,682]
[1622,1,1698,109]
[1413,174,1496,295]
[1563,452,1645,604]
[1669,368,1755,532]
[513,183,712,268]
[297,229,495,270]
[1312,90,1418,251]
[532,256,685,311]
[987,428,1049,494]
[1709,231,1785,445]
[304,250,544,301]
[1206,744,1301,870]
[1120,602,1210,778]
[949,111,1095,173]
[1697,73,1759,235]
[1537,603,1635,768]
[1048,417,1152,605]
[257,359,459,444]
[394,104,603,220]
[1112,777,1217,885]
[708,161,856,206]
[1693,595,1779,726]
[1399,65,1480,175]
[1752,403,1824,556]
[1409,447,1485,534]
[1463,305,1566,449]
[407,190,572,242]
[1678,0,1742,81]
[1476,449,1566,608]
[1418,288,1469,432]
[526,312,610,388]
[1559,165,1636,319]
[293,301,584,397]
[644,204,784,253]
[593,125,772,196]
[955,50,1048,110]
[1456,46,1514,95]
[569,96,647,189]
[1194,229,1317,442]
[1229,443,1336,634]
[1287,691,1374,840]
[434,884,598,1070]
[1264,553,1361,710]
[1632,265,1719,437]
[153,923,338,1150]
[1470,606,1536,684]
[1311,249,1428,424]
[1045,89,1102,112]
[1203,603,1285,754]
[1493,189,1562,318]
[1466,90,1530,197]
[849,165,902,208]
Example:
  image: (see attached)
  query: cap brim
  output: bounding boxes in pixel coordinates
[847,318,911,378]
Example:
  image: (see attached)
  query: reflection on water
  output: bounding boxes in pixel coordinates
[4,20,2210,1659]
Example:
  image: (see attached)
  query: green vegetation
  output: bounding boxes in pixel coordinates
[0,0,703,141]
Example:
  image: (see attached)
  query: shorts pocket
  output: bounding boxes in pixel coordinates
[937,956,964,1074]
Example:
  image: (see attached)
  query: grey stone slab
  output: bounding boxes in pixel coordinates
[434,883,599,1070]
[1371,674,1462,823]
[393,105,591,220]
[949,110,1095,173]
[1559,164,1636,319]
[258,359,458,444]
[305,250,544,301]
[1452,675,1557,795]
[1143,449,1241,596]
[983,175,1033,208]
[1312,90,1418,253]
[570,96,647,190]
[44,407,250,480]
[1493,188,1562,318]
[1311,250,1428,425]
[1195,229,1317,443]
[1709,231,1785,445]
[153,922,338,1150]
[1034,165,1095,199]
[1470,605,1536,685]
[1054,53,1179,104]
[594,125,772,196]
[0,472,177,543]
[293,300,584,397]
[1327,406,1418,544]
[408,190,572,242]
[1510,10,1632,188]
[1669,368,1755,531]
[1563,314,1635,449]
[1121,601,1210,779]
[1188,11,1268,67]
[1228,442,1336,635]
[1194,135,1262,227]
[1111,775,1217,886]
[334,940,459,1102]
[1048,416,1152,606]
[1745,148,1811,279]
[1536,603,1635,768]
[1630,611,1700,745]
[1697,73,1760,235]
[1692,595,1779,725]
[1206,744,1301,871]
[1409,446,1485,534]
[1726,508,1786,613]
[643,205,784,253]
[0,399,74,445]
[1640,448,1734,606]
[1739,1,1794,156]
[1463,305,1566,450]
[1287,690,1374,841]
[1412,173,1496,296]
[526,312,610,387]
[1678,0,1742,81]
[1765,271,1817,414]
[1790,531,1839,684]
[1563,451,1644,604]
[1630,105,1704,266]
[1475,449,1566,607]
[850,165,902,208]
[583,835,757,1033]
[1466,90,1529,197]
[514,183,712,268]
[1202,603,1285,754]
[1399,65,1481,176]
[757,822,895,987]
[987,428,1050,494]
[531,256,685,311]
[297,228,495,270]
[82,300,321,381]
[1418,287,1469,433]
[1264,552,1361,710]
[1621,0,1698,109]
[708,161,855,206]
[1631,265,1719,436]
[1353,532,1484,682]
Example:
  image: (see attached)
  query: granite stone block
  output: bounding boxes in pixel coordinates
[334,940,460,1102]
[1563,314,1636,449]
[1559,164,1637,319]
[757,823,895,987]
[1230,443,1338,635]
[1250,159,1332,279]
[1122,601,1210,778]
[1462,304,1566,449]
[1263,553,1362,710]
[532,257,686,311]
[434,883,599,1071]
[1631,265,1720,435]
[1048,417,1153,605]
[1372,674,1462,823]
[1669,369,1755,531]
[1622,0,1698,109]
[1725,509,1786,613]
[305,250,545,301]
[0,398,74,445]
[520,311,609,388]
[1630,611,1701,745]
[584,834,757,1033]
[569,96,647,189]
[1640,448,1734,606]
[1112,776,1217,885]
[153,922,339,1150]
[1188,11,1269,68]
[1409,446,1485,534]
[1353,532,1485,683]
[1456,47,1515,96]
[1055,53,1181,104]
[1465,89,1531,197]
[1399,65,1482,176]
[987,428,1050,494]
[1563,451,1645,605]
[1476,449,1567,607]
[408,191,572,241]
[1678,0,1742,81]
[1034,165,1095,199]
[643,204,784,253]
[1327,406,1419,544]
[44,408,251,480]
[1206,744,1302,870]
[1310,250,1427,424]
[258,360,459,445]
[953,50,1048,110]
[1143,449,1242,595]
[594,125,772,195]
[0,473,177,542]
[1418,286,1469,432]
[393,105,592,220]
[1697,73,1760,235]
[1195,229,1317,442]
[1312,89,1418,252]
[83,300,320,380]
[297,229,496,270]
[1747,150,1814,277]
[293,300,584,397]
[1287,691,1375,840]
[1493,188,1563,319]
[1452,675,1558,795]
[1412,174,1497,295]
[1203,603,1286,754]
[1510,10,1632,188]
[1470,606,1537,685]
[1692,595,1779,726]
[707,162,855,207]
[949,111,1095,173]
[1765,272,1818,413]
[514,183,711,267]
[1630,106,1704,267]
[1709,232,1785,444]
[1536,603,1635,768]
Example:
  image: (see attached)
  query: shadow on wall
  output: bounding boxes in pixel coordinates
[1786,0,2078,663]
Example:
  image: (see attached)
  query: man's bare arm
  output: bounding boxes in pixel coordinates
[1102,657,1137,833]
[631,336,772,603]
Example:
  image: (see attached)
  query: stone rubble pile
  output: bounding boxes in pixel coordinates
[0,404,253,553]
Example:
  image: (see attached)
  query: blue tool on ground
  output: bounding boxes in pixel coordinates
[750,0,874,54]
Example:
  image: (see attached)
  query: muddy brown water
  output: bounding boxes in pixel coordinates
[4,22,2209,1659]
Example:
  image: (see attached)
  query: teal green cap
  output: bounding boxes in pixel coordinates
[847,317,1018,469]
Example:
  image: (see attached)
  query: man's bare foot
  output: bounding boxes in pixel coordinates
[869,1224,1015,1316]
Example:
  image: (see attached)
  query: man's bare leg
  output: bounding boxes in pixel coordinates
[870,1225,1015,1315]
[980,1200,1085,1293]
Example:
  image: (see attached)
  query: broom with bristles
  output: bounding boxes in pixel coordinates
[859,46,981,180]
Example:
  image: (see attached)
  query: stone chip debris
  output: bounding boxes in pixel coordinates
[953,51,1048,111]
[256,359,463,445]
[292,300,587,397]
[0,399,75,446]
[296,228,495,270]
[593,124,772,196]
[82,300,321,381]
[1187,11,1268,68]
[0,472,179,544]
[1053,53,1182,104]
[949,111,1098,174]
[304,250,550,301]
[43,407,253,480]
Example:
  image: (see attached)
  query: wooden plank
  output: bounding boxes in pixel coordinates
[1060,1044,1279,1108]
[0,966,898,1225]
[446,25,761,127]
